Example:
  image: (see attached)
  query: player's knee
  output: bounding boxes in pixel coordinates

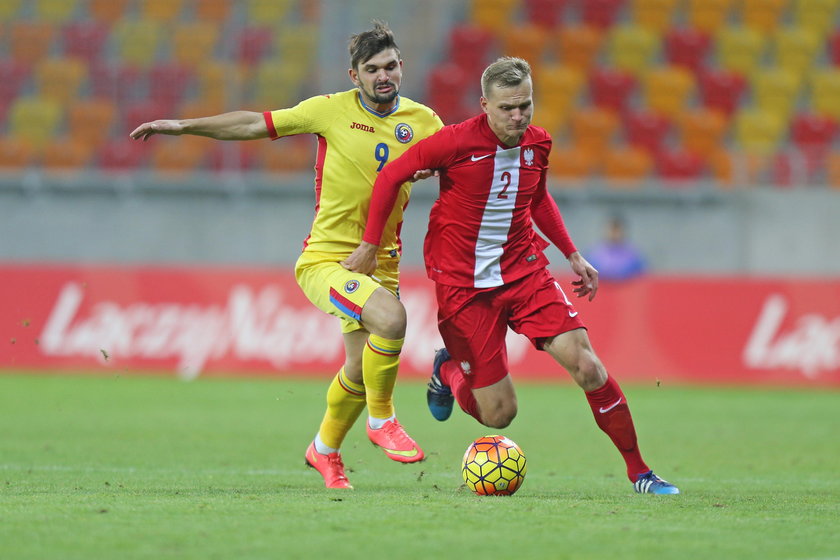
[362,293,406,339]
[574,355,607,392]
[481,405,517,429]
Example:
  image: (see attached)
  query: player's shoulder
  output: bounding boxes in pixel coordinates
[525,124,552,143]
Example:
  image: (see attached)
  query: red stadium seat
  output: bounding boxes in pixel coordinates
[148,63,194,107]
[236,26,274,66]
[62,21,109,64]
[624,110,672,154]
[124,100,175,133]
[582,0,626,29]
[589,67,637,114]
[97,139,149,171]
[828,30,840,66]
[657,148,705,181]
[449,24,496,75]
[208,143,260,172]
[697,68,747,116]
[89,63,145,105]
[790,113,838,152]
[523,0,567,29]
[664,27,711,72]
[0,60,30,105]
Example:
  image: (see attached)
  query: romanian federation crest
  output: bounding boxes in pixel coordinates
[344,279,360,293]
[395,123,414,143]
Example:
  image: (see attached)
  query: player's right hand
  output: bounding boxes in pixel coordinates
[341,242,379,276]
[129,120,184,141]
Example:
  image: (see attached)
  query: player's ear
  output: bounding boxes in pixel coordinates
[480,97,489,114]
[348,67,360,86]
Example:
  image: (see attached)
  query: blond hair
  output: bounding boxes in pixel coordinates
[481,57,532,97]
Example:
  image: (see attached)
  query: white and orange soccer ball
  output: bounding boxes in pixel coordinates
[461,435,527,496]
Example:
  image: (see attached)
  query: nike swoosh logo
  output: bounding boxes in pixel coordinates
[471,154,492,161]
[568,310,579,318]
[599,397,623,414]
[381,447,419,458]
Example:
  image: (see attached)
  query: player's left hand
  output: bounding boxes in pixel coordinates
[341,242,379,276]
[568,252,599,301]
[410,169,439,182]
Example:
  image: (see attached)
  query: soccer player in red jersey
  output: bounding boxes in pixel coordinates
[344,57,679,494]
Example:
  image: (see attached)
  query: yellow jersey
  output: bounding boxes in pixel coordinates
[264,89,443,256]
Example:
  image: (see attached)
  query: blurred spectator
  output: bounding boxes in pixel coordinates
[586,215,646,280]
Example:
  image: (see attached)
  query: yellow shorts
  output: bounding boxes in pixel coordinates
[295,250,400,334]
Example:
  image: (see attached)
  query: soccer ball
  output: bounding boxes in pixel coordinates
[461,435,526,496]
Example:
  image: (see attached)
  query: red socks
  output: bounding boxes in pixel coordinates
[440,359,481,421]
[585,376,650,481]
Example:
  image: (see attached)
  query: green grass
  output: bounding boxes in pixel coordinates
[0,372,838,560]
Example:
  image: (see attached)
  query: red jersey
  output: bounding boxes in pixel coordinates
[364,113,577,288]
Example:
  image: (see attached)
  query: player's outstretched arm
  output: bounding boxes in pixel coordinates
[341,241,379,276]
[568,251,599,301]
[129,111,268,142]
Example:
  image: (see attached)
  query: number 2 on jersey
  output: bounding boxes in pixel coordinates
[498,171,512,199]
[375,143,390,171]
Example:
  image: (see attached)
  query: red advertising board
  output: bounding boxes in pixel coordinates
[1,264,838,386]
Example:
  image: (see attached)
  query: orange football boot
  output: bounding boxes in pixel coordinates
[366,418,425,463]
[304,442,353,489]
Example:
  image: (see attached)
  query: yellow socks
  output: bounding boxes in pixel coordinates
[316,368,366,451]
[362,334,404,421]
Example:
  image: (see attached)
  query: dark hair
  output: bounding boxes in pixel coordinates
[481,57,532,97]
[348,20,400,70]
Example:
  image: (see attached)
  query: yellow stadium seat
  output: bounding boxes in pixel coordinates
[114,20,163,67]
[246,0,295,23]
[603,146,653,184]
[570,108,619,152]
[35,57,87,107]
[609,25,659,76]
[195,62,247,106]
[0,0,22,22]
[8,96,64,150]
[631,0,680,34]
[532,65,585,133]
[251,58,303,109]
[740,0,787,35]
[810,69,840,120]
[0,137,35,169]
[717,25,767,75]
[9,22,56,66]
[88,0,129,23]
[172,22,220,66]
[793,0,840,37]
[773,26,822,77]
[751,67,802,118]
[678,108,728,158]
[687,0,733,34]
[274,23,319,60]
[67,98,116,149]
[554,25,604,72]
[140,0,184,23]
[469,0,518,34]
[502,25,549,64]
[35,0,79,23]
[734,108,786,154]
[643,66,696,118]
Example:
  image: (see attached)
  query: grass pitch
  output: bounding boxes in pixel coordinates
[0,372,838,560]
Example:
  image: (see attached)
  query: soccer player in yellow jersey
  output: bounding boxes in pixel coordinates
[130,21,443,489]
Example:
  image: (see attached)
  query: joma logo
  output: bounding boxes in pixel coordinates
[350,122,375,132]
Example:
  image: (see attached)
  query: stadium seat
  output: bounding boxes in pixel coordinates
[259,135,316,173]
[208,143,260,171]
[140,0,184,23]
[274,24,319,68]
[97,139,149,171]
[425,63,473,125]
[533,65,584,132]
[177,99,226,120]
[793,0,840,37]
[195,62,246,106]
[236,26,274,66]
[251,58,304,110]
[40,137,94,171]
[826,151,840,189]
[88,0,129,23]
[678,107,728,158]
[8,96,64,150]
[589,67,637,114]
[555,25,604,72]
[643,66,695,119]
[502,25,549,64]
[67,98,117,149]
[829,29,840,66]
[773,27,822,78]
[245,0,295,23]
[790,113,838,153]
[734,108,786,154]
[150,137,209,174]
[624,109,672,154]
[582,0,626,29]
[602,145,653,184]
[148,63,194,107]
[0,60,30,106]
[686,0,732,34]
[717,25,766,75]
[656,148,706,181]
[664,27,711,72]
[0,0,22,22]
[469,0,518,33]
[608,25,659,76]
[523,0,567,29]
[0,137,35,169]
[35,0,80,23]
[124,100,175,135]
[548,145,598,180]
[9,22,56,66]
[698,68,747,116]
[706,148,735,184]
[35,57,87,107]
[62,21,109,64]
[448,24,496,75]
[751,67,802,118]
[631,0,680,34]
[810,69,840,120]
[570,107,620,152]
[89,63,145,106]
[113,20,163,67]
[740,0,787,35]
[171,22,219,66]
[194,0,231,23]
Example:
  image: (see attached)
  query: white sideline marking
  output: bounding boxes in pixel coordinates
[0,464,298,477]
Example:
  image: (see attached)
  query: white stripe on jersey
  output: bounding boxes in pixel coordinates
[474,146,521,288]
